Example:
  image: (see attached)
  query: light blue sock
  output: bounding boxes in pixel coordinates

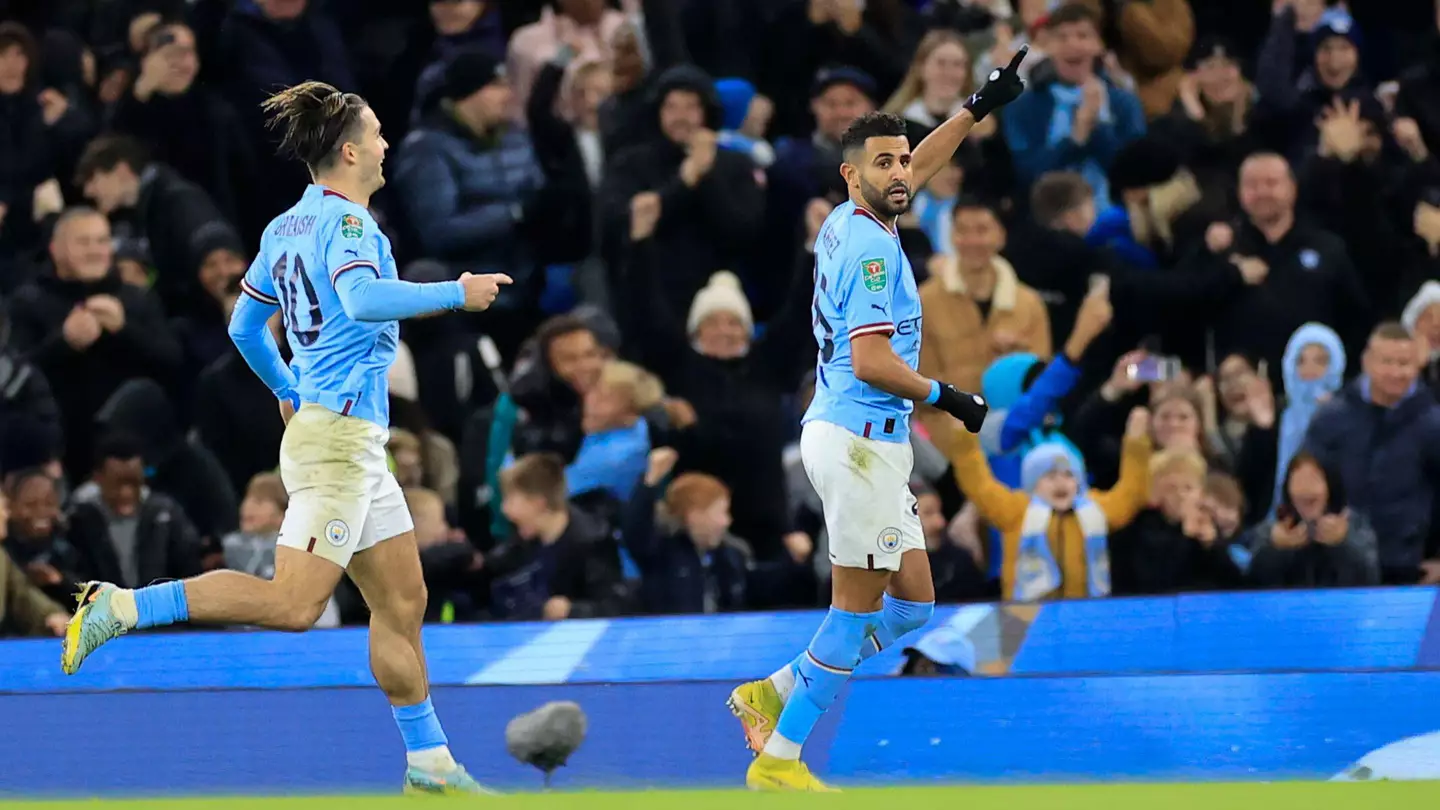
[393,696,449,753]
[768,607,880,757]
[859,594,935,661]
[133,581,190,629]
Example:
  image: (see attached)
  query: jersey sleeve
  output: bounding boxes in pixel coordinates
[324,208,383,287]
[238,250,280,308]
[836,235,896,341]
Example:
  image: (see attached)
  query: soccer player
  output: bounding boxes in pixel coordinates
[59,82,508,795]
[727,50,1030,791]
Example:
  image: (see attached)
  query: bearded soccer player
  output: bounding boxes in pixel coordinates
[727,49,1030,791]
[60,81,509,795]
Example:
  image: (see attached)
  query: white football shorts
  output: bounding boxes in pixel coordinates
[800,419,924,572]
[276,404,413,568]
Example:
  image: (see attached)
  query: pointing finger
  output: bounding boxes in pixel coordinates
[491,274,515,285]
[1006,44,1030,73]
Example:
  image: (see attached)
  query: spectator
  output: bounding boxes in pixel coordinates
[192,307,286,496]
[601,64,764,318]
[7,207,180,478]
[107,22,256,233]
[75,134,240,317]
[1110,448,1243,594]
[217,0,356,221]
[714,77,775,168]
[405,0,511,126]
[1404,280,1440,388]
[169,236,247,398]
[506,0,626,119]
[66,433,204,590]
[567,359,662,504]
[0,307,63,470]
[766,67,876,302]
[622,448,754,614]
[883,30,984,135]
[408,485,485,622]
[1246,451,1380,588]
[1158,36,1262,217]
[758,0,916,138]
[1002,4,1147,207]
[389,397,461,508]
[1202,470,1247,542]
[1088,0,1195,119]
[1004,171,1106,340]
[490,452,627,621]
[1086,136,1204,270]
[499,314,608,467]
[0,22,70,267]
[918,197,1053,407]
[941,406,1152,602]
[393,49,545,314]
[2,469,82,605]
[220,472,339,627]
[1304,322,1440,585]
[95,378,238,548]
[1255,12,1371,159]
[0,489,68,638]
[1208,152,1370,372]
[914,481,989,603]
[1195,353,1259,472]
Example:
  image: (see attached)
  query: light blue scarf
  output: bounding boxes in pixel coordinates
[1014,443,1110,601]
[910,189,955,257]
[1048,83,1110,208]
[1273,323,1345,515]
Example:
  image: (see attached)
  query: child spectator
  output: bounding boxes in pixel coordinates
[1245,452,1379,588]
[1111,448,1244,595]
[0,489,70,638]
[914,482,989,603]
[623,448,753,614]
[3,469,84,605]
[491,453,627,621]
[220,473,339,628]
[568,359,662,503]
[1203,472,1247,543]
[407,486,484,622]
[941,408,1153,602]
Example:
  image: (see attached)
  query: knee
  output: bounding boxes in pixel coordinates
[884,595,934,637]
[275,596,330,632]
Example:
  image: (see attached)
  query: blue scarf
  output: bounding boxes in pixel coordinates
[1015,497,1110,601]
[1273,323,1345,515]
[1048,83,1110,208]
[911,189,955,258]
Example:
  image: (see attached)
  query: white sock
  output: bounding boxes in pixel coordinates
[109,589,139,629]
[768,665,796,701]
[762,732,802,760]
[407,745,457,773]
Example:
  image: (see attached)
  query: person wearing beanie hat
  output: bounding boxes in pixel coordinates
[939,404,1152,601]
[393,46,546,312]
[714,78,776,168]
[687,271,755,360]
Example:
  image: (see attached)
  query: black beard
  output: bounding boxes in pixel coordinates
[860,177,910,218]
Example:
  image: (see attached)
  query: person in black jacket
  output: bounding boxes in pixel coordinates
[75,133,239,318]
[65,432,204,590]
[1110,447,1244,594]
[107,22,257,235]
[0,22,71,271]
[599,64,765,320]
[1245,451,1380,588]
[488,452,627,621]
[7,208,181,479]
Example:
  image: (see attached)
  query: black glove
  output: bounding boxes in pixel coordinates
[963,45,1029,121]
[935,383,989,434]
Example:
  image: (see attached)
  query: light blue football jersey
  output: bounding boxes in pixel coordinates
[802,200,922,444]
[239,185,400,427]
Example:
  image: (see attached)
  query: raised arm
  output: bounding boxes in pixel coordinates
[911,47,1029,189]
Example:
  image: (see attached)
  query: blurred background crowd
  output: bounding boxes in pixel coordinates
[2,0,1440,637]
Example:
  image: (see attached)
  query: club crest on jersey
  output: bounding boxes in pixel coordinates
[862,258,887,292]
[324,519,351,547]
[877,527,902,553]
[340,214,364,239]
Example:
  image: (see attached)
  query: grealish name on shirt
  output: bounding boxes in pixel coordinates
[273,214,319,238]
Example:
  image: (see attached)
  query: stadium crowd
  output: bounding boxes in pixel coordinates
[2,0,1440,636]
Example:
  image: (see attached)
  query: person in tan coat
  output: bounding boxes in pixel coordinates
[919,199,1052,437]
[0,489,70,638]
[940,407,1153,601]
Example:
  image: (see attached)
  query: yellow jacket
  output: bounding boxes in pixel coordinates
[944,428,1151,601]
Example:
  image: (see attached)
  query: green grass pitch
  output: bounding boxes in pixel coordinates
[3,782,1439,810]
